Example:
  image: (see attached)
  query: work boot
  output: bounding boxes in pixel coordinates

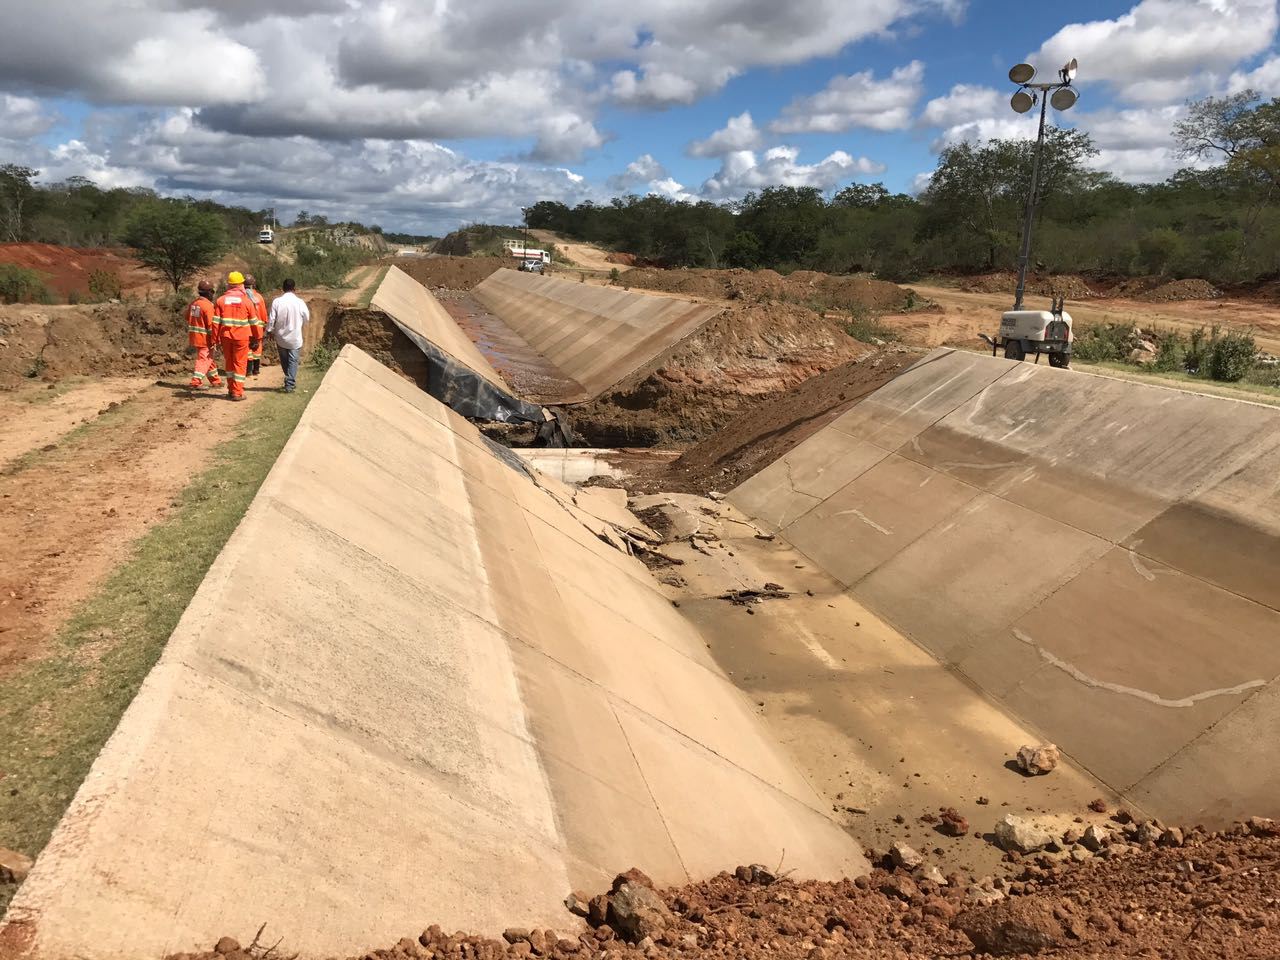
[207,375,222,387]
[188,378,205,389]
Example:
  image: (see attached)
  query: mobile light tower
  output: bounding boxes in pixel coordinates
[982,57,1079,367]
[1008,57,1078,310]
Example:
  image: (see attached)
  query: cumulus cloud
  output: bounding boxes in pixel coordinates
[771,61,925,134]
[0,95,57,140]
[918,84,1006,129]
[1228,54,1280,93]
[607,154,669,191]
[700,146,885,200]
[687,113,764,158]
[1032,0,1279,103]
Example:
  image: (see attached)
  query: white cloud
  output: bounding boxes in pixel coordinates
[1228,54,1280,93]
[687,112,764,157]
[918,84,1005,129]
[701,146,885,199]
[1032,0,1279,104]
[0,95,57,140]
[0,2,264,106]
[607,154,669,191]
[771,61,925,133]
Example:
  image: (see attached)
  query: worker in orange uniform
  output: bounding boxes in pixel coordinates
[243,273,268,377]
[186,279,223,390]
[215,271,259,401]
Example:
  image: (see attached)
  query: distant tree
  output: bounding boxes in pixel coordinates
[832,182,890,209]
[0,165,41,242]
[123,201,228,292]
[294,209,311,227]
[1176,90,1280,188]
[724,230,762,268]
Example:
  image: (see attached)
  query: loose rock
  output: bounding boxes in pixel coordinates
[995,815,1057,853]
[1015,743,1060,776]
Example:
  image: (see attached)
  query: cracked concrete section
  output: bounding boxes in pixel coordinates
[1,347,863,960]
[730,348,1280,825]
[471,269,722,401]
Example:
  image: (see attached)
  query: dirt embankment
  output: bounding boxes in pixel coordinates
[0,243,154,299]
[317,307,431,389]
[958,272,1100,300]
[396,256,509,291]
[565,301,872,446]
[630,350,919,494]
[0,302,194,389]
[622,267,917,312]
[179,820,1280,960]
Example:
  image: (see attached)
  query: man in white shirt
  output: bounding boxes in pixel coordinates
[266,278,309,393]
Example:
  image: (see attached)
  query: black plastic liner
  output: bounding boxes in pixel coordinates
[386,316,573,447]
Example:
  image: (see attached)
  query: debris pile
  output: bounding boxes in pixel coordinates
[176,820,1280,960]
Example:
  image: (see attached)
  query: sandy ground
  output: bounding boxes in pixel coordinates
[0,369,281,678]
[893,283,1280,356]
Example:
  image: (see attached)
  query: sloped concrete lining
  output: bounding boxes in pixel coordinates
[472,269,723,401]
[2,346,864,960]
[730,348,1280,825]
[371,264,512,391]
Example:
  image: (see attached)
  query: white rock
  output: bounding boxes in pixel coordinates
[994,815,1056,853]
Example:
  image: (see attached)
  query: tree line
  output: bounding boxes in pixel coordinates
[526,92,1280,285]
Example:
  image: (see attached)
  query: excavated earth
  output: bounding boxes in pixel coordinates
[620,268,915,312]
[564,301,871,446]
[627,350,919,494]
[395,256,509,291]
[174,820,1280,960]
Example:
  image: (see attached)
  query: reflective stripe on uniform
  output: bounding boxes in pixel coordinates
[230,373,247,382]
[187,325,209,333]
[218,318,253,326]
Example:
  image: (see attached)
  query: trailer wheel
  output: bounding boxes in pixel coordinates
[1004,340,1026,362]
[1049,352,1070,369]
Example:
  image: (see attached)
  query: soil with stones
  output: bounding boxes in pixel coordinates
[0,301,194,390]
[396,256,509,291]
[628,350,919,494]
[317,307,432,390]
[0,244,155,300]
[175,820,1280,960]
[564,302,872,446]
[957,272,1100,300]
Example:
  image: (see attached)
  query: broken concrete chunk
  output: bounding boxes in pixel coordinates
[0,847,33,884]
[1015,743,1060,776]
[608,879,674,943]
[994,815,1056,853]
[889,843,924,869]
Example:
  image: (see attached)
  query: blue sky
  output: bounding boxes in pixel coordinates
[1,0,1278,232]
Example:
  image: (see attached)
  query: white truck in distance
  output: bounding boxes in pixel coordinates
[501,238,550,264]
[981,296,1073,368]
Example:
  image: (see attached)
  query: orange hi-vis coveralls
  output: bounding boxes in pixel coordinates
[215,284,258,399]
[245,287,268,374]
[186,295,223,388]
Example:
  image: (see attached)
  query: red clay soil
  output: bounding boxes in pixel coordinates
[0,302,193,389]
[0,244,154,299]
[176,819,1280,960]
[621,267,916,312]
[565,302,871,446]
[396,256,509,291]
[958,272,1099,300]
[630,350,919,494]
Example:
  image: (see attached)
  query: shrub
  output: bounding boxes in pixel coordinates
[1208,328,1256,382]
[1071,322,1135,363]
[88,269,123,301]
[844,304,898,343]
[0,264,54,304]
[310,336,341,372]
[1151,331,1185,372]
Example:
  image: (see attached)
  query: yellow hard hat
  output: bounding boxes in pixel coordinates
[228,271,245,284]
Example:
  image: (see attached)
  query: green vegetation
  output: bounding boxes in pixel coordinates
[310,336,342,372]
[237,233,373,292]
[123,201,229,292]
[528,91,1280,285]
[1073,322,1264,385]
[844,307,900,344]
[0,385,315,912]
[0,263,54,304]
[434,224,533,258]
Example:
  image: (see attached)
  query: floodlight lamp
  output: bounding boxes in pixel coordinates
[1011,90,1036,114]
[1060,58,1078,83]
[1009,63,1036,84]
[1050,86,1079,111]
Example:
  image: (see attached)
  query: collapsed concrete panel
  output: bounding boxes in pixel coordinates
[472,270,722,400]
[1,347,863,960]
[730,348,1280,825]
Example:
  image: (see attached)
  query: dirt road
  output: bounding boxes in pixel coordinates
[0,371,280,678]
[896,283,1280,355]
[529,230,629,272]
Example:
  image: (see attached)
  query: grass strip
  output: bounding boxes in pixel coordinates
[0,382,315,913]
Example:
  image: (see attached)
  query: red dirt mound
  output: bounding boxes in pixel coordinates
[960,272,1098,300]
[620,267,917,312]
[1136,278,1222,302]
[396,256,508,291]
[0,244,153,299]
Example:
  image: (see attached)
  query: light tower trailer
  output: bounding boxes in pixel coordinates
[980,296,1073,367]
